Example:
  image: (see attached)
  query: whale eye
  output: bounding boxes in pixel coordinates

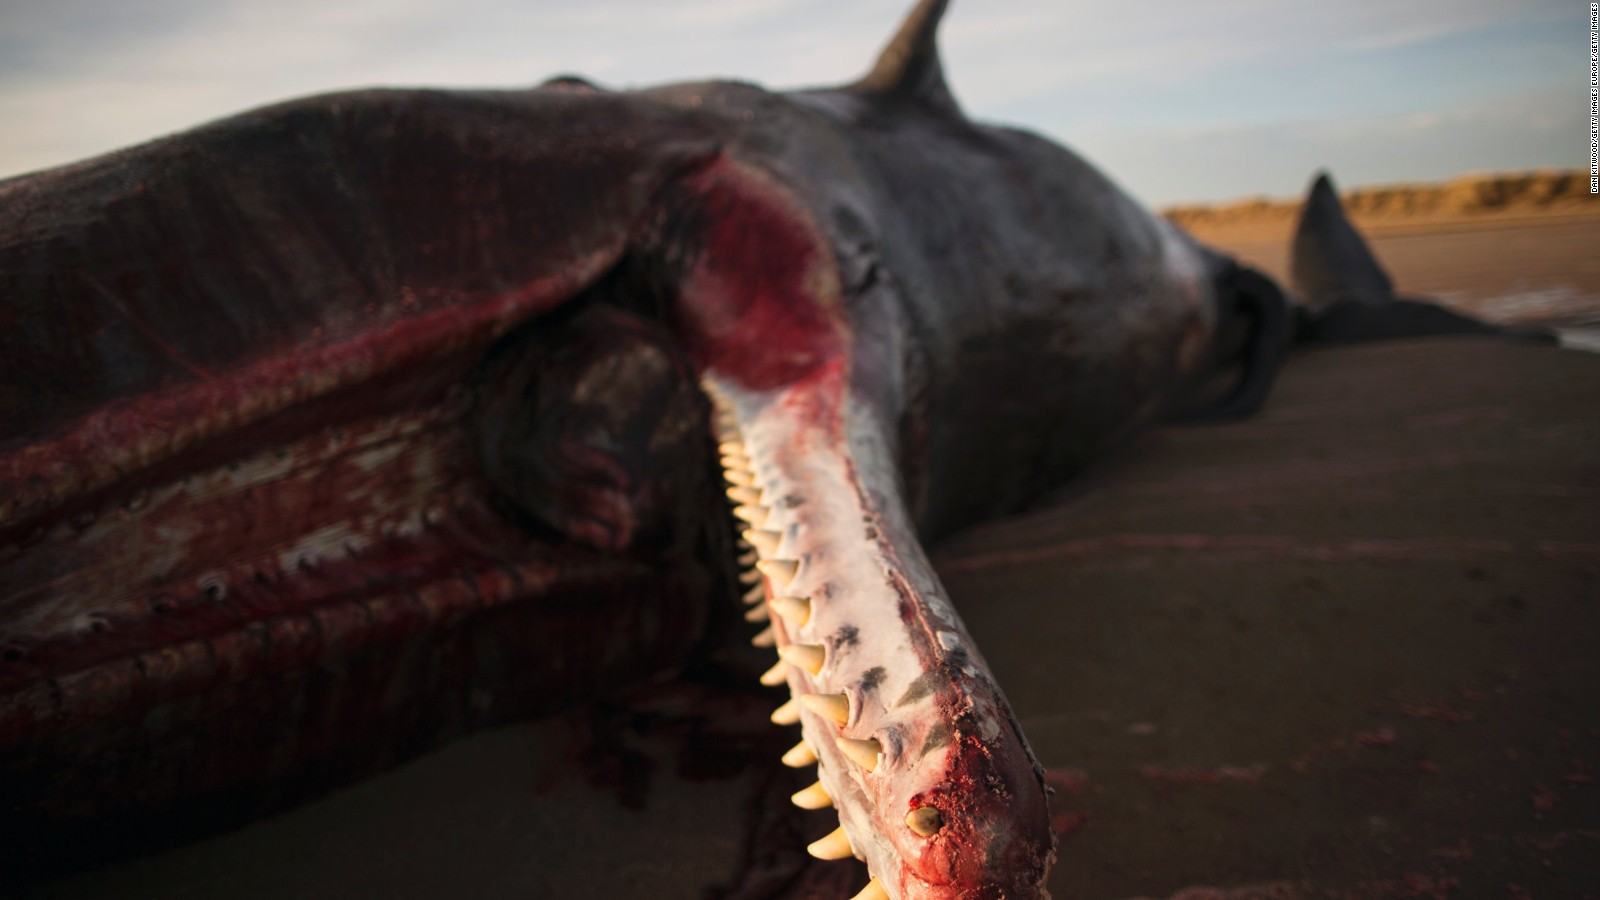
[829,204,884,295]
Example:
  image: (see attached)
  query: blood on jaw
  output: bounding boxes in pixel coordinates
[671,160,847,392]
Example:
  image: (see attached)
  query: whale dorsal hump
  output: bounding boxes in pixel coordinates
[850,0,959,115]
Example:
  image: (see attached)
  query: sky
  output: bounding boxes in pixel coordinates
[0,0,1583,206]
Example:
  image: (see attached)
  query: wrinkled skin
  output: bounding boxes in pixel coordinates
[0,1,1291,895]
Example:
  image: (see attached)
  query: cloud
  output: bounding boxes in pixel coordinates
[1066,86,1582,207]
[0,0,1580,195]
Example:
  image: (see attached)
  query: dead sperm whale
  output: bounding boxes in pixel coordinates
[0,0,1537,895]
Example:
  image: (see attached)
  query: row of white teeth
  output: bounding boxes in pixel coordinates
[713,404,941,900]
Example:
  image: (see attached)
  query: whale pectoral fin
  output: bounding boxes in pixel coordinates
[1168,264,1294,423]
[1290,171,1555,346]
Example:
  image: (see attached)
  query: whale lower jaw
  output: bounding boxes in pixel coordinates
[706,366,1056,900]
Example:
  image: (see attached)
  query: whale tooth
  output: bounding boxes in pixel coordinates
[743,529,783,557]
[717,440,744,456]
[759,658,788,687]
[906,806,944,837]
[738,568,762,586]
[724,469,756,487]
[778,643,825,675]
[744,603,769,623]
[781,740,817,768]
[800,693,849,725]
[755,559,799,587]
[732,503,769,525]
[770,595,811,626]
[751,625,776,648]
[791,781,832,809]
[743,583,767,605]
[771,698,801,725]
[720,453,750,469]
[836,737,882,773]
[807,826,854,860]
[850,879,889,900]
[737,548,758,566]
[726,486,764,506]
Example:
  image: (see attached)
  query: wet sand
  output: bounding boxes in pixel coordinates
[19,218,1600,899]
[942,338,1600,898]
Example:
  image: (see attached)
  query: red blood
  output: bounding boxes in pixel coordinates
[1,263,601,535]
[670,160,846,391]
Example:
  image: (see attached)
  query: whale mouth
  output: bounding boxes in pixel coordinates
[705,368,1055,900]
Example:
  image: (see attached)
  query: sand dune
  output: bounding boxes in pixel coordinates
[1164,170,1596,232]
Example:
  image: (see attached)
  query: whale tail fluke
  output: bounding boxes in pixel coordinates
[1290,171,1555,345]
[1290,171,1394,311]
